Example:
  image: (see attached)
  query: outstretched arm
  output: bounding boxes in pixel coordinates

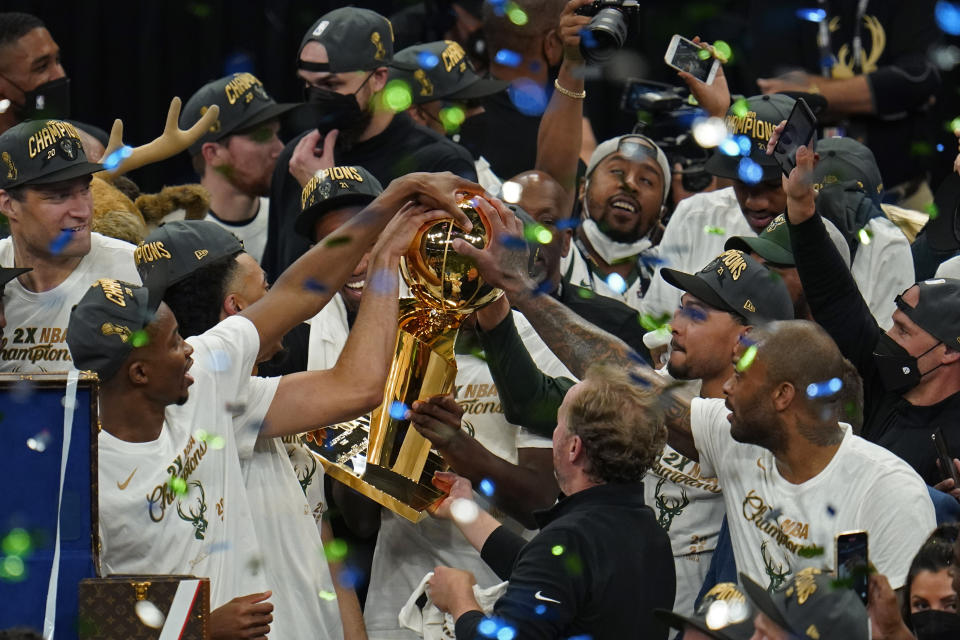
[260,203,451,437]
[454,197,698,457]
[409,395,558,528]
[242,172,480,362]
[535,0,591,194]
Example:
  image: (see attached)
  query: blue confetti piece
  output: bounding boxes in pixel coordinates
[737,157,763,184]
[827,504,836,516]
[304,277,327,293]
[605,272,627,294]
[389,401,408,420]
[937,1,960,35]
[507,78,548,116]
[102,144,133,171]
[535,604,547,615]
[417,51,440,69]
[795,7,826,22]
[629,372,651,387]
[494,49,522,68]
[638,254,665,270]
[49,229,73,255]
[938,143,945,152]
[579,28,599,50]
[532,279,554,296]
[679,305,707,322]
[501,234,527,249]
[555,218,580,230]
[735,135,752,156]
[479,478,495,496]
[338,566,363,589]
[497,627,516,640]
[718,137,740,157]
[478,619,498,637]
[806,377,843,399]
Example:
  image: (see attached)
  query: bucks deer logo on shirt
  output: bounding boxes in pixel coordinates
[654,476,690,532]
[177,481,209,540]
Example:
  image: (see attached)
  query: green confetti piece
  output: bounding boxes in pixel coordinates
[506,2,528,25]
[732,98,750,118]
[168,476,187,496]
[857,228,872,245]
[551,545,564,556]
[576,288,595,300]
[2,529,31,557]
[697,47,711,60]
[383,79,412,112]
[209,436,225,450]
[925,202,940,219]
[319,590,337,601]
[948,117,960,133]
[440,106,466,133]
[324,538,349,562]
[639,312,672,332]
[713,40,732,63]
[523,224,553,245]
[0,555,25,581]
[324,236,352,247]
[704,225,726,235]
[736,344,757,372]
[798,544,824,558]
[131,330,150,348]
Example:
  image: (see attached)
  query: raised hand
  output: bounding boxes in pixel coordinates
[452,197,533,298]
[676,37,731,119]
[409,394,465,450]
[380,172,483,231]
[289,129,338,188]
[558,0,593,63]
[429,471,475,520]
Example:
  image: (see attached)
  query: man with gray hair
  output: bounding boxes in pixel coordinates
[427,363,676,640]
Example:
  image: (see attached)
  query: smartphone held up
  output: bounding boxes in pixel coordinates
[664,35,719,85]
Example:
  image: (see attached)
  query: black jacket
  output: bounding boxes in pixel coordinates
[261,113,477,282]
[455,482,675,640]
[789,214,960,485]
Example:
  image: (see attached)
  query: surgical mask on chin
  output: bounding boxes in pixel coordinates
[872,333,941,393]
[911,609,960,640]
[5,76,71,120]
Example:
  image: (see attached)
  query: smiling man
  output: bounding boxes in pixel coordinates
[0,119,139,372]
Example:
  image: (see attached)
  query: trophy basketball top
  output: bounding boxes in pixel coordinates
[400,195,503,315]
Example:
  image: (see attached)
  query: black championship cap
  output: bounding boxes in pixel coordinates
[925,173,960,252]
[897,278,960,347]
[654,582,754,640]
[704,94,795,183]
[181,73,299,156]
[391,40,507,104]
[725,214,851,268]
[813,137,884,206]
[298,7,412,73]
[0,119,103,190]
[741,568,869,640]
[660,249,794,323]
[67,279,160,381]
[295,165,383,242]
[134,220,244,304]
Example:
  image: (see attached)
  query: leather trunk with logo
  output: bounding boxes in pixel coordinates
[78,575,209,639]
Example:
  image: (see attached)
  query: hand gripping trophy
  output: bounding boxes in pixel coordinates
[306,195,502,521]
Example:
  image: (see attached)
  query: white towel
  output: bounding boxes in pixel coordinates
[398,572,508,640]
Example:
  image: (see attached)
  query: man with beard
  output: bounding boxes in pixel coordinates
[0,13,105,156]
[453,198,926,597]
[262,7,477,281]
[470,239,794,614]
[181,73,298,264]
[535,0,670,310]
[0,119,140,373]
[780,137,960,487]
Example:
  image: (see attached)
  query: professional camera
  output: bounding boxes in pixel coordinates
[575,0,640,64]
[620,79,713,197]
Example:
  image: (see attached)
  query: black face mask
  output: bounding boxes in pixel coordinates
[302,73,374,152]
[912,609,960,640]
[2,75,71,120]
[873,333,942,393]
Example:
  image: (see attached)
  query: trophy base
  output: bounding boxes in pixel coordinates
[301,416,448,523]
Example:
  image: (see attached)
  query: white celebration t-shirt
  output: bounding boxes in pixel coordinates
[690,397,935,591]
[98,315,266,608]
[0,232,140,372]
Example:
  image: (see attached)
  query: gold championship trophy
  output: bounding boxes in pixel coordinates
[304,196,502,522]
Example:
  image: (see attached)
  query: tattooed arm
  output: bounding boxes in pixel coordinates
[454,197,699,459]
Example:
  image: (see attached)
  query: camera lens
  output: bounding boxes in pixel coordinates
[579,8,627,63]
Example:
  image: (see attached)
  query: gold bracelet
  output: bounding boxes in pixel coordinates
[554,78,586,100]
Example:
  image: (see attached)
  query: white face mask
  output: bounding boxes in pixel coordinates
[580,218,652,264]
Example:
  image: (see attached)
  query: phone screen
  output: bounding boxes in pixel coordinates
[836,531,869,605]
[667,37,717,83]
[933,428,960,485]
[773,98,817,177]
